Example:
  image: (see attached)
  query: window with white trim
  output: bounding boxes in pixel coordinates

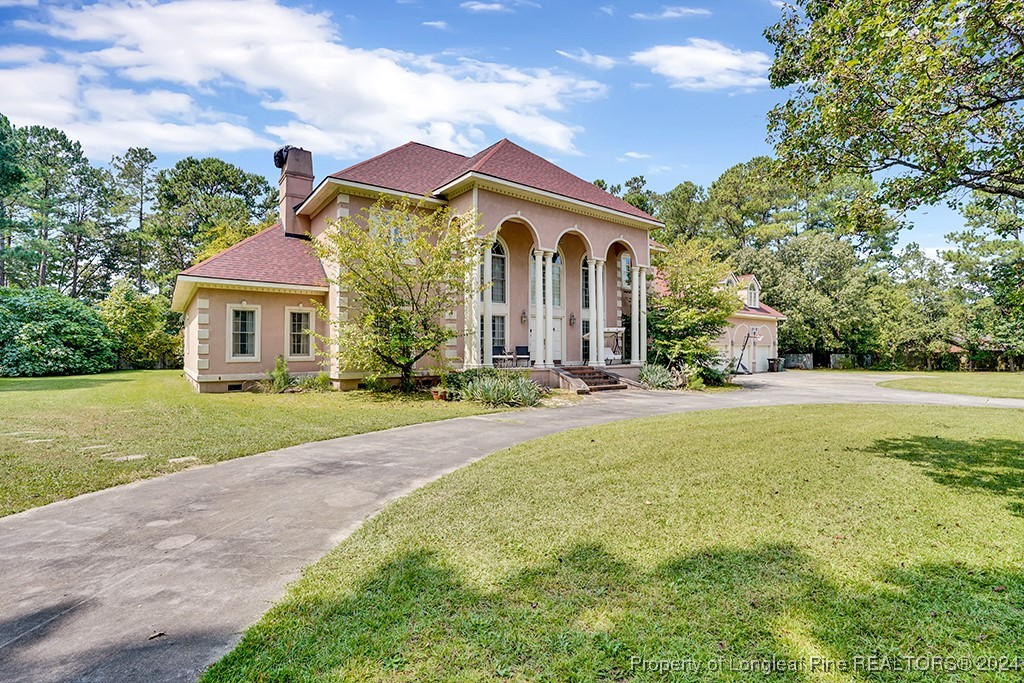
[227,305,260,361]
[621,253,632,291]
[480,241,507,303]
[581,257,590,310]
[479,314,507,356]
[747,285,759,308]
[530,252,563,307]
[581,318,591,362]
[287,309,314,360]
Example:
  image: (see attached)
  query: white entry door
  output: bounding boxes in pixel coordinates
[551,317,563,363]
[528,316,564,363]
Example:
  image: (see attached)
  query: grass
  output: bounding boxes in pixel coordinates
[202,404,1024,682]
[0,370,493,517]
[879,372,1024,400]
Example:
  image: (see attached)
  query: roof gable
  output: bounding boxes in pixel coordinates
[329,142,469,196]
[441,139,657,221]
[326,138,659,223]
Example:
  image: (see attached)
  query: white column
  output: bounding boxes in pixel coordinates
[543,249,555,367]
[587,257,597,365]
[630,265,640,365]
[532,248,544,367]
[594,258,606,366]
[464,250,482,369]
[482,244,493,367]
[638,266,648,364]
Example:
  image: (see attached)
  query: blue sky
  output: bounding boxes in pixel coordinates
[0,0,961,250]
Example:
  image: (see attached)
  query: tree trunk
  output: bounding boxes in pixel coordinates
[400,364,416,393]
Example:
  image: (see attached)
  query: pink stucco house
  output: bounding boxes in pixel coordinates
[712,273,787,373]
[171,139,661,392]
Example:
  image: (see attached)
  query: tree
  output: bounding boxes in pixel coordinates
[98,280,181,368]
[16,125,86,288]
[0,115,26,288]
[593,176,659,215]
[316,196,489,392]
[152,157,275,291]
[701,156,795,249]
[869,245,960,368]
[766,0,1024,210]
[111,147,157,291]
[0,286,116,376]
[733,233,875,357]
[655,181,706,244]
[647,241,739,369]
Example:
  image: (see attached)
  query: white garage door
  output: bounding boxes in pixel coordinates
[753,344,772,373]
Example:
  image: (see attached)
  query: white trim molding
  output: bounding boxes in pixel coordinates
[226,303,262,363]
[284,306,316,362]
[172,274,328,312]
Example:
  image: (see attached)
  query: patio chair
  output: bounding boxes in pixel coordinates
[492,346,514,368]
[513,345,531,367]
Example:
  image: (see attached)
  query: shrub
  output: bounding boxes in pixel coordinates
[0,287,117,376]
[439,367,503,392]
[457,371,542,407]
[97,281,181,369]
[693,365,729,387]
[361,375,393,393]
[298,371,333,392]
[262,355,293,393]
[638,363,675,389]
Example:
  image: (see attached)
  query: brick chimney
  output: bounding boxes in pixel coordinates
[274,146,313,237]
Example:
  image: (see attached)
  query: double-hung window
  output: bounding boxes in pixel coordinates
[286,308,314,360]
[227,304,261,362]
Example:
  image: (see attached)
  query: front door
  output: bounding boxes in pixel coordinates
[551,317,563,364]
[528,316,564,364]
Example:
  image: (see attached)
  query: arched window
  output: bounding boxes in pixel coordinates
[480,241,507,303]
[581,256,590,310]
[620,252,632,291]
[530,251,563,307]
[747,284,758,308]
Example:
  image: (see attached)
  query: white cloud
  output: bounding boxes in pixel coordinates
[0,0,38,6]
[599,5,614,15]
[555,48,616,70]
[460,1,509,11]
[647,164,672,174]
[8,0,603,159]
[630,39,770,90]
[618,151,651,160]
[422,20,449,29]
[630,6,710,20]
[0,45,46,63]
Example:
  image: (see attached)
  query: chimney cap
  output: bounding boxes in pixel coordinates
[273,145,294,169]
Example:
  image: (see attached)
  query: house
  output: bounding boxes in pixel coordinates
[170,139,662,392]
[712,274,786,373]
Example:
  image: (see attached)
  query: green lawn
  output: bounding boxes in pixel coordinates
[879,372,1024,399]
[0,370,492,517]
[203,404,1024,682]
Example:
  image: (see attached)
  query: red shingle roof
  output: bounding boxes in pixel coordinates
[736,302,786,319]
[179,224,326,287]
[329,138,659,222]
[329,141,470,196]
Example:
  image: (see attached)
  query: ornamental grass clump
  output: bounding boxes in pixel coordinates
[458,371,541,407]
[638,363,675,389]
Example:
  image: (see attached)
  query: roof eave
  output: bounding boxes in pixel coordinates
[296,177,446,217]
[434,172,663,230]
[171,274,329,312]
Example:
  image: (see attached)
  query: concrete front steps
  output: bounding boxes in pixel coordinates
[562,366,629,392]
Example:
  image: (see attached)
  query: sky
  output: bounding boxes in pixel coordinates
[0,0,963,251]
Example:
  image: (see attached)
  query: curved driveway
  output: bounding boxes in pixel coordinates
[1,372,1023,682]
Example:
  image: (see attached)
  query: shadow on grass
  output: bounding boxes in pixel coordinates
[202,542,1024,681]
[870,436,1024,517]
[0,374,130,393]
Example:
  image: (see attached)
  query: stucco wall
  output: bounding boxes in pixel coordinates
[184,287,326,388]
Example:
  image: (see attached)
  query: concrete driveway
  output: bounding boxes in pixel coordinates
[2,371,1022,682]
